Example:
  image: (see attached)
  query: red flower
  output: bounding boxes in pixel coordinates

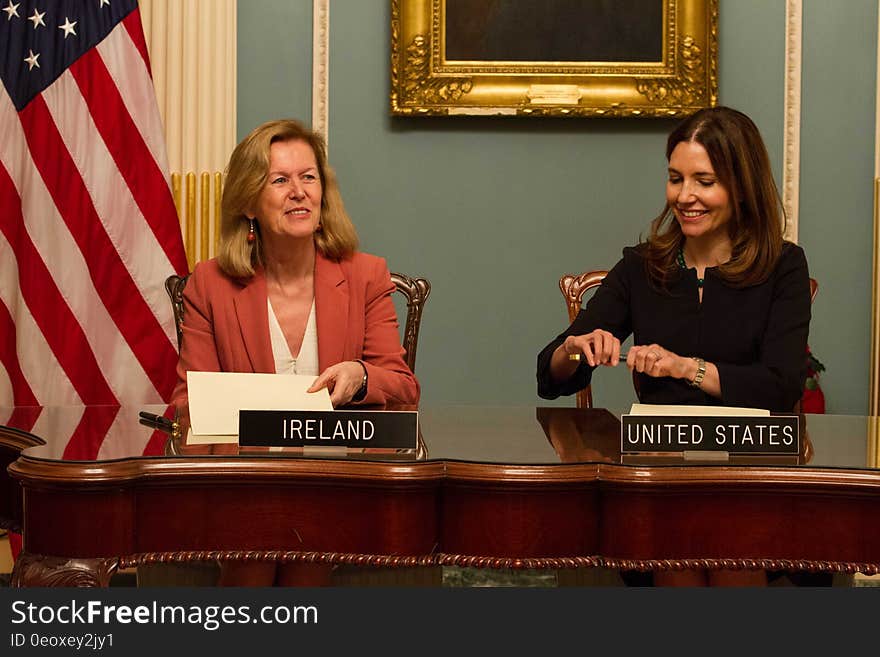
[802,345,825,413]
[801,385,825,414]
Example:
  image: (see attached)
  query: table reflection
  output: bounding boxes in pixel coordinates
[0,405,172,460]
[535,408,620,463]
[0,405,877,471]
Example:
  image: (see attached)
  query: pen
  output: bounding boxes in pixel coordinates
[568,353,628,362]
[138,410,174,428]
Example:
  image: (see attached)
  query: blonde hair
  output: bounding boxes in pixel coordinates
[217,119,358,278]
[644,106,785,289]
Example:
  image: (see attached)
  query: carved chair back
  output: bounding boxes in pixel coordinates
[389,272,431,373]
[558,271,608,409]
[165,274,188,349]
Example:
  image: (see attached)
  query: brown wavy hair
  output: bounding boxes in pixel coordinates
[217,119,358,278]
[643,106,785,288]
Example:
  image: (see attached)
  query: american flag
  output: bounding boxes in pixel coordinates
[0,0,186,457]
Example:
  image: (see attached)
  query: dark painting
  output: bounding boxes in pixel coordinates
[445,0,664,63]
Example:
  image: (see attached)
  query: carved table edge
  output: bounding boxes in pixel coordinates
[597,557,880,574]
[435,555,603,569]
[110,552,880,574]
[118,551,438,569]
[436,555,879,573]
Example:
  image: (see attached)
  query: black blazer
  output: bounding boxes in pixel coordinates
[537,243,811,412]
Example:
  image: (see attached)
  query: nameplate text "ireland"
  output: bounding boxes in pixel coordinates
[239,410,418,449]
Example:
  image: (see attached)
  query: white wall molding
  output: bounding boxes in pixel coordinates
[312,0,329,144]
[782,0,802,243]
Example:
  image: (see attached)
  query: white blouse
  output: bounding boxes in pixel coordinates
[268,298,319,376]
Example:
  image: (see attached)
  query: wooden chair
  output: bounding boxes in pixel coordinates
[389,272,431,373]
[558,271,608,408]
[165,272,431,373]
[164,274,188,349]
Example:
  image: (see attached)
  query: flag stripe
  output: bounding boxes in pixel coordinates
[122,10,152,82]
[42,70,178,345]
[0,164,117,405]
[0,300,39,407]
[31,406,86,460]
[0,109,157,407]
[17,96,177,400]
[63,405,120,461]
[97,408,157,459]
[0,100,162,403]
[0,363,11,406]
[69,48,187,273]
[0,232,80,405]
[97,21,170,178]
[1,82,159,406]
[142,427,170,456]
[5,407,42,434]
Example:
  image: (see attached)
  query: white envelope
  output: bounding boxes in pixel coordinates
[629,403,769,417]
[186,371,333,444]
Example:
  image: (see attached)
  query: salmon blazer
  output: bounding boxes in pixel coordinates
[172,251,419,407]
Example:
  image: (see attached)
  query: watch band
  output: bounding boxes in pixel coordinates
[351,360,368,402]
[689,357,706,388]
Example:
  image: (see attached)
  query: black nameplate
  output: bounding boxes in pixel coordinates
[238,409,418,449]
[621,415,800,455]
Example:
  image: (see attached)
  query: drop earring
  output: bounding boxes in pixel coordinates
[247,218,256,243]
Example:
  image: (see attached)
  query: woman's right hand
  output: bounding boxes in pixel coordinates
[561,330,621,367]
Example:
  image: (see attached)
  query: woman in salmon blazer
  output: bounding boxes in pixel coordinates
[172,119,419,410]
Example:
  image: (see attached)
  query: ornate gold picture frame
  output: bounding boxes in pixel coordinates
[391,0,718,117]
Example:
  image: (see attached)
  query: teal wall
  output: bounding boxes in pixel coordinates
[799,0,877,415]
[238,1,877,414]
[237,1,312,129]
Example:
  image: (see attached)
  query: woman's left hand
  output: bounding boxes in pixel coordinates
[308,361,366,407]
[626,344,690,380]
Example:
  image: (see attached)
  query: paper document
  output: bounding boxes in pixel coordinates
[629,403,769,417]
[187,371,333,444]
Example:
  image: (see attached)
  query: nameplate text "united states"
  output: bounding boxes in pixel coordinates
[621,415,800,454]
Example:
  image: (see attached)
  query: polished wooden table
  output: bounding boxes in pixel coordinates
[2,405,879,586]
